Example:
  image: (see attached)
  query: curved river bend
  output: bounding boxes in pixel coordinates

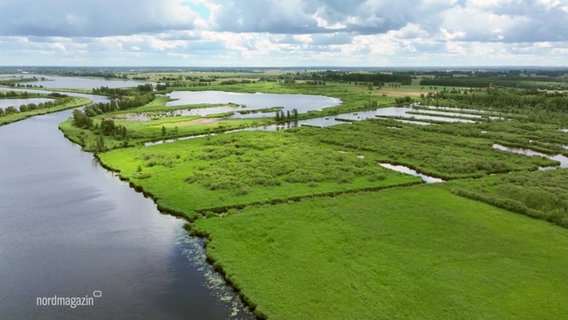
[0,104,252,319]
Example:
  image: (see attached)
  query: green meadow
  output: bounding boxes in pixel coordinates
[99,129,421,219]
[193,186,568,320]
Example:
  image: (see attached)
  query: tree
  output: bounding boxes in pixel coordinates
[94,135,106,152]
[100,118,117,136]
[5,106,18,115]
[72,109,93,128]
[119,125,128,140]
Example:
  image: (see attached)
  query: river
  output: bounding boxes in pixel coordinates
[0,104,252,318]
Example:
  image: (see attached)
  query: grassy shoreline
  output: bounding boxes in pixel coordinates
[0,97,91,126]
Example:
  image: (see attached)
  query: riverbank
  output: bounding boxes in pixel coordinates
[0,97,91,126]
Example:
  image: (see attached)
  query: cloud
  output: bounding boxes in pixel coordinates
[442,0,568,42]
[0,0,199,37]
[0,0,566,66]
[206,0,431,34]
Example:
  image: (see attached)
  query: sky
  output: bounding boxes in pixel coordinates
[0,0,567,67]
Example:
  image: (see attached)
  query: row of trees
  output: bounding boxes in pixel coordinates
[92,84,154,96]
[83,93,154,116]
[314,72,412,85]
[275,108,299,121]
[72,110,128,139]
[1,90,32,98]
[424,88,568,113]
[0,96,73,117]
[420,76,568,90]
[220,79,255,85]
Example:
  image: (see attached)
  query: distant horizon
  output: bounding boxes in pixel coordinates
[1,65,568,70]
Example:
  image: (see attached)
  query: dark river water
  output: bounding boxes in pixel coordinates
[0,108,252,319]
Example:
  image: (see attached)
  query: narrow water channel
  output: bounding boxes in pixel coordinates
[0,109,252,319]
[379,163,444,183]
[492,144,568,168]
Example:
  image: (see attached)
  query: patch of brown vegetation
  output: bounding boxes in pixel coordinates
[177,117,225,126]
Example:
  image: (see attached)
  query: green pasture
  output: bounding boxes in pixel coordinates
[193,186,568,320]
[99,130,421,219]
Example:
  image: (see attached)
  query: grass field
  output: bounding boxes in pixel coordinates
[99,129,421,219]
[192,185,568,320]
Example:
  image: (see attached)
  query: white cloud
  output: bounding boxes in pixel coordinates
[0,0,566,66]
[0,0,199,37]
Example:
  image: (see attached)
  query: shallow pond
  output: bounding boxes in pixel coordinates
[379,163,444,183]
[143,109,438,146]
[140,105,477,126]
[330,107,477,124]
[418,105,489,114]
[492,144,568,169]
[166,90,341,115]
[375,107,477,123]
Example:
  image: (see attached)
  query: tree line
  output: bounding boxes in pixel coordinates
[92,84,154,96]
[424,88,568,113]
[83,93,154,116]
[420,76,568,90]
[275,108,298,121]
[0,95,73,117]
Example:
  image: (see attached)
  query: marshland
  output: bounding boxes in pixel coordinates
[2,67,568,319]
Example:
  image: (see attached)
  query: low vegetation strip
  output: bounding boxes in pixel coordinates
[300,120,556,179]
[0,97,91,126]
[448,169,568,228]
[192,186,568,320]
